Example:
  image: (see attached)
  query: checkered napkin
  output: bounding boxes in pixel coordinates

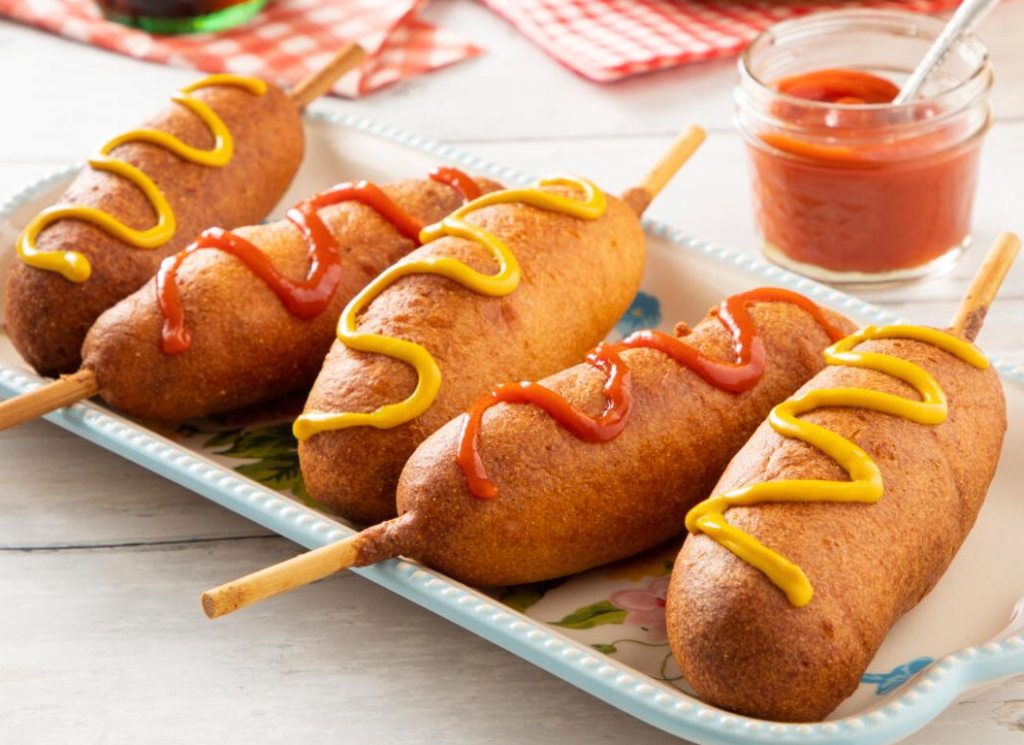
[0,0,483,96]
[480,0,962,82]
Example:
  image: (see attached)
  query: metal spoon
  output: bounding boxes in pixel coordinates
[894,0,1001,104]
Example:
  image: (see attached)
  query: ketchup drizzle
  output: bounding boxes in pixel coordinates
[456,287,847,500]
[428,166,482,201]
[156,168,479,355]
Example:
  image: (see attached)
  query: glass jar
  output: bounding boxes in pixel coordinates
[736,10,993,286]
[97,0,269,34]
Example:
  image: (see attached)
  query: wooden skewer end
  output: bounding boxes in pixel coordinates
[0,367,99,432]
[633,125,706,208]
[201,589,229,620]
[200,517,413,618]
[202,532,364,619]
[288,42,366,108]
[950,232,1021,341]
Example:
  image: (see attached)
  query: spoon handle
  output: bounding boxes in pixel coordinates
[894,0,1000,104]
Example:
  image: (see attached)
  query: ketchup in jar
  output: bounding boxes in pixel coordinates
[736,11,993,285]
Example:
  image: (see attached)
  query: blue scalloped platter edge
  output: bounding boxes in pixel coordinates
[2,108,1023,745]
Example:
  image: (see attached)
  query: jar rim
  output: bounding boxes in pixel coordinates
[738,9,991,113]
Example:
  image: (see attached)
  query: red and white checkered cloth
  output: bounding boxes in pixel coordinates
[480,0,963,82]
[0,0,483,97]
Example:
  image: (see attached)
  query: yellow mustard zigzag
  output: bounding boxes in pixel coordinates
[686,324,989,607]
[293,176,607,441]
[16,74,266,283]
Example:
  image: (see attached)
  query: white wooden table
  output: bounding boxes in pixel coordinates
[2,2,1023,742]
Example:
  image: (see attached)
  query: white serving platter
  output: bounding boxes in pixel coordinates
[1,111,1023,745]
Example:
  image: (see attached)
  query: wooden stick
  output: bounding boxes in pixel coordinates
[623,125,706,216]
[950,232,1021,341]
[288,42,366,108]
[638,125,706,199]
[202,532,362,619]
[0,368,99,433]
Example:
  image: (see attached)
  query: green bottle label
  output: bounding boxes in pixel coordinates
[100,0,269,35]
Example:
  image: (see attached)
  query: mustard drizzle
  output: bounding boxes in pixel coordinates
[685,325,989,607]
[16,74,267,283]
[292,176,607,441]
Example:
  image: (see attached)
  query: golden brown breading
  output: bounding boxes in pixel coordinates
[666,333,1006,722]
[81,178,500,421]
[5,81,304,376]
[384,302,855,586]
[299,187,646,524]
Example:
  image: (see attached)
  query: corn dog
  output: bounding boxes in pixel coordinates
[5,75,304,376]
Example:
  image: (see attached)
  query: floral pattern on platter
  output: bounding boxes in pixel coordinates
[613,291,662,338]
[520,541,688,689]
[174,396,333,515]
[546,573,685,686]
[607,576,670,641]
[861,657,935,695]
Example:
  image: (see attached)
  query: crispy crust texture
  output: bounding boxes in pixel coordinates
[5,81,304,376]
[666,334,1006,722]
[81,178,499,421]
[391,302,855,586]
[299,188,646,524]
